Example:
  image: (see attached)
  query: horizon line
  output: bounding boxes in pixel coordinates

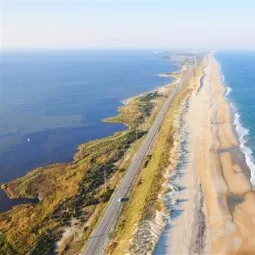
[1,47,255,52]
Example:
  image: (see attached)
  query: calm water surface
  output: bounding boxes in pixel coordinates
[0,50,177,188]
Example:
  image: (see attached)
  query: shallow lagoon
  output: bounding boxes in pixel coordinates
[0,50,178,210]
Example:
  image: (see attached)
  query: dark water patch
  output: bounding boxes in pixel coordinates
[0,122,126,184]
[227,192,245,213]
[0,189,39,213]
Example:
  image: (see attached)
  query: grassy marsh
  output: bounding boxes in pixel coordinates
[0,87,171,255]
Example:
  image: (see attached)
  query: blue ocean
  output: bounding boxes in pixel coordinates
[216,51,255,186]
[0,50,177,185]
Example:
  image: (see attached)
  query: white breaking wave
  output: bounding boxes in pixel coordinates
[225,87,232,96]
[232,105,255,188]
[219,68,255,188]
[220,74,232,97]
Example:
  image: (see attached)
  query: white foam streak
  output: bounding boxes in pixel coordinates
[233,110,255,187]
[225,87,232,96]
[219,68,255,188]
[221,74,232,97]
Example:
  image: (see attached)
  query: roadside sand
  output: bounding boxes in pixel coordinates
[155,59,206,255]
[158,55,255,254]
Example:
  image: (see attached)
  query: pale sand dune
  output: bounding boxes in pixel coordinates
[156,59,208,255]
[163,55,255,254]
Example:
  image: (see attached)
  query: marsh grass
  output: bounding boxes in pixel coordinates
[0,90,167,254]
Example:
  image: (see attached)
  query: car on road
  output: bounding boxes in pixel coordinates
[118,197,129,202]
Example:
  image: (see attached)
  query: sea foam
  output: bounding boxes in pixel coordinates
[233,109,255,187]
[225,87,232,97]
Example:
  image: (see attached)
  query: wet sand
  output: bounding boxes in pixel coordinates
[158,55,255,254]
[201,55,255,254]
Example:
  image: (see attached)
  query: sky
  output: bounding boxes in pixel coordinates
[1,0,255,50]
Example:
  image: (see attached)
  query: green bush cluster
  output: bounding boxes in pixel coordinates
[30,232,57,255]
[56,130,146,219]
[33,130,146,253]
[0,234,16,255]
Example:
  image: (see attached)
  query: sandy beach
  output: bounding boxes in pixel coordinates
[159,55,255,254]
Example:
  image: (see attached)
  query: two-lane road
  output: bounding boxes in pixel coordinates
[83,67,193,255]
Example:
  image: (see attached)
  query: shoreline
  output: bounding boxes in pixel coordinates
[121,74,175,106]
[205,55,255,254]
[194,55,255,253]
[156,54,255,254]
[121,59,187,107]
[233,109,255,186]
[230,99,255,185]
[219,61,255,186]
[217,60,252,182]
